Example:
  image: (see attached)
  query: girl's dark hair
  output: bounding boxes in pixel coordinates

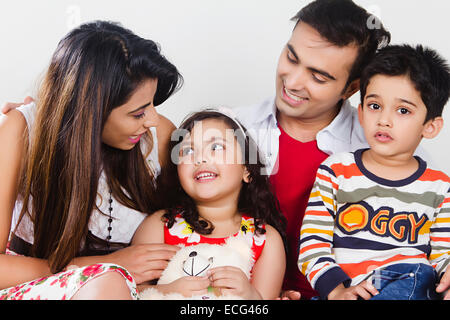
[292,0,391,90]
[160,110,287,252]
[360,44,450,122]
[18,20,182,272]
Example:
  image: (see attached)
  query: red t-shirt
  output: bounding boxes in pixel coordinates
[269,125,329,299]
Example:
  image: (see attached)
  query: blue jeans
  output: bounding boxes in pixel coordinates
[370,263,439,300]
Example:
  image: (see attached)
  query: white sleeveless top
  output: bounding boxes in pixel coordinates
[11,102,161,245]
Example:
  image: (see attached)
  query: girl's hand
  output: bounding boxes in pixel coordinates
[208,266,262,300]
[327,281,379,300]
[107,243,179,284]
[158,276,210,297]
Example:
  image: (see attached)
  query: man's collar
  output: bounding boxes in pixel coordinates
[255,97,355,142]
[253,96,277,125]
[319,99,354,142]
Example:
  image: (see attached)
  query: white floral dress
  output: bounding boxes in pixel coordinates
[0,247,138,300]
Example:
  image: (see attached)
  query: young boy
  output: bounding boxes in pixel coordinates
[298,44,450,300]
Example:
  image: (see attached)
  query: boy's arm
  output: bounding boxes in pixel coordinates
[298,163,351,299]
[430,187,450,281]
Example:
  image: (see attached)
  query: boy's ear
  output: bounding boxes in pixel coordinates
[422,117,444,139]
[357,103,364,126]
[243,168,251,183]
[342,79,360,100]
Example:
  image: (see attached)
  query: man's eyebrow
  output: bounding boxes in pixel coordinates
[127,101,152,114]
[287,44,299,60]
[287,43,336,81]
[307,67,336,81]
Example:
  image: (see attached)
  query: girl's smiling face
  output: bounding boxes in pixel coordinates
[177,118,249,205]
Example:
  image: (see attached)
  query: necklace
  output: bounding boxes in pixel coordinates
[107,189,113,252]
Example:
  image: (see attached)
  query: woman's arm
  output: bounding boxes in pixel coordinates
[0,110,52,289]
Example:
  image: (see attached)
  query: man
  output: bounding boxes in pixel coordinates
[236,0,391,299]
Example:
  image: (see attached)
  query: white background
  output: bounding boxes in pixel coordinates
[1,0,449,173]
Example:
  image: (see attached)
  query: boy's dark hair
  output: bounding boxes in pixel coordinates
[292,0,391,90]
[158,110,287,253]
[360,44,450,122]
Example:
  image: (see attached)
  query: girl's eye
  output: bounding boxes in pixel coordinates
[398,107,410,115]
[211,143,224,151]
[133,112,146,119]
[180,147,194,157]
[368,103,381,110]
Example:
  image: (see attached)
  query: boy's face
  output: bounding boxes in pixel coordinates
[358,74,441,159]
[275,22,359,123]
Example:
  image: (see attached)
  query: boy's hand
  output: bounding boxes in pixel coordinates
[436,266,450,300]
[1,96,34,114]
[328,281,379,300]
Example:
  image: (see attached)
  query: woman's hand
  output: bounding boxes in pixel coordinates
[108,243,179,284]
[208,266,262,300]
[69,243,179,285]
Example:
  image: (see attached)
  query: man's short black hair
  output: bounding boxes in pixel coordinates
[360,44,450,122]
[292,0,391,90]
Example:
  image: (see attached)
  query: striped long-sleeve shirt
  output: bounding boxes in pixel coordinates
[298,149,450,299]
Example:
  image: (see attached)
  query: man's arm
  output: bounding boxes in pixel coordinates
[1,96,34,114]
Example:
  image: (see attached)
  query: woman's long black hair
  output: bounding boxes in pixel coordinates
[160,110,287,252]
[18,20,183,272]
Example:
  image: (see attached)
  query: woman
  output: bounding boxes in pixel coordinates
[0,20,182,299]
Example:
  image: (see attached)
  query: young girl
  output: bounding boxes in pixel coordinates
[133,109,287,299]
[0,21,182,299]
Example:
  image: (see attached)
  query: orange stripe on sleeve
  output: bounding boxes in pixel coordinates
[308,263,330,282]
[299,242,331,255]
[316,173,339,190]
[305,210,331,217]
[430,236,450,243]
